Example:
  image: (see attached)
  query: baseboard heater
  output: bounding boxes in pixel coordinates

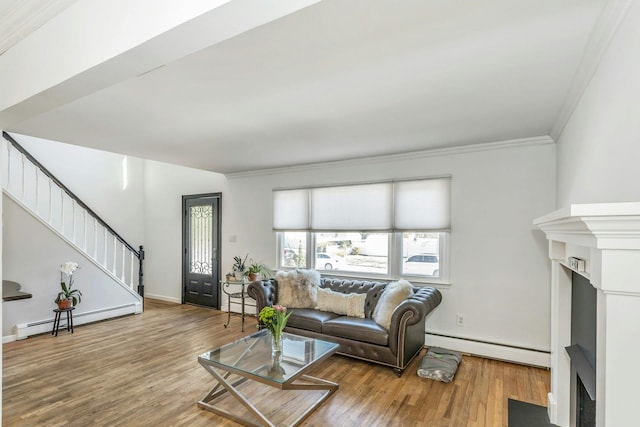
[426,333,551,368]
[14,302,142,340]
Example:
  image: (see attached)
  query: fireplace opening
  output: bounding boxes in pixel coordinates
[577,375,596,427]
[571,272,596,368]
[568,271,597,426]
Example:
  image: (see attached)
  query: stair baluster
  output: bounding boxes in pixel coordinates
[1,131,143,298]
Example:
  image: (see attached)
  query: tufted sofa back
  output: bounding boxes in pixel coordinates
[320,278,387,319]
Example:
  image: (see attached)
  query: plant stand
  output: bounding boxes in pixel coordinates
[52,307,75,336]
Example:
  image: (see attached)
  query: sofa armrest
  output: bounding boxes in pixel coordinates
[388,286,442,355]
[247,279,277,313]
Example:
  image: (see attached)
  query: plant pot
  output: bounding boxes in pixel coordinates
[248,273,258,282]
[234,271,244,281]
[57,299,72,310]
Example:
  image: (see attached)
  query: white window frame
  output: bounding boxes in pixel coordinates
[277,231,450,285]
[274,177,451,285]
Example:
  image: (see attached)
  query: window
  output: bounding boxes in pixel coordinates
[315,232,389,275]
[402,233,440,278]
[279,231,307,268]
[273,178,450,282]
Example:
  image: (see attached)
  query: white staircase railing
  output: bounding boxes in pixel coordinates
[1,132,144,299]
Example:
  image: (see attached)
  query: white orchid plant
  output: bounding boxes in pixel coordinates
[56,261,82,306]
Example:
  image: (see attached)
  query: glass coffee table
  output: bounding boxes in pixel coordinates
[198,329,339,427]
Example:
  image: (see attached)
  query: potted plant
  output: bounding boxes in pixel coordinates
[246,261,271,282]
[232,255,248,281]
[55,261,82,309]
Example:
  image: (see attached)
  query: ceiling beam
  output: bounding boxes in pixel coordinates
[0,0,321,128]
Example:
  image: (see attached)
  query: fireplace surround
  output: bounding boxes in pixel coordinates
[535,203,640,426]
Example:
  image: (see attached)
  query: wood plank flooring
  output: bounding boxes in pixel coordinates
[3,299,549,426]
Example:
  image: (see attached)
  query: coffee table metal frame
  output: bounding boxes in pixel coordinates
[198,330,339,427]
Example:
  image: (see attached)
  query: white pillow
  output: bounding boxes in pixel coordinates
[372,280,414,330]
[316,288,367,318]
[275,269,320,308]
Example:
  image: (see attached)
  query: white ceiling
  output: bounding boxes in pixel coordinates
[0,0,77,55]
[2,0,605,174]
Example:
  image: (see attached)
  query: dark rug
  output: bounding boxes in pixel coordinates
[508,399,557,427]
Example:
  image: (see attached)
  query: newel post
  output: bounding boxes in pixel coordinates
[138,245,145,301]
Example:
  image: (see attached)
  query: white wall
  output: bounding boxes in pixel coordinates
[5,132,555,359]
[143,160,227,303]
[222,142,556,353]
[556,2,640,206]
[143,141,554,354]
[13,133,145,247]
[2,195,140,336]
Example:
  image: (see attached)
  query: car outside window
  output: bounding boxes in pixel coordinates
[278,232,446,281]
[402,233,440,278]
[315,232,389,275]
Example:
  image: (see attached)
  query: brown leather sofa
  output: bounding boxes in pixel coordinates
[247,277,442,376]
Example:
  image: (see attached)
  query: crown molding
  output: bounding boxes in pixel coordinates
[225,135,554,179]
[550,0,634,140]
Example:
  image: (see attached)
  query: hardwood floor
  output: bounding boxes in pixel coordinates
[3,299,549,426]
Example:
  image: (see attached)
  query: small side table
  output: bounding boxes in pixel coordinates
[221,280,255,332]
[52,307,75,336]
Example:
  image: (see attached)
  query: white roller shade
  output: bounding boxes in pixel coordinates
[394,178,451,231]
[311,183,392,231]
[273,178,451,232]
[273,189,309,230]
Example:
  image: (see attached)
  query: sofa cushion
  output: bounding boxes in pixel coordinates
[320,279,387,319]
[322,316,388,346]
[287,308,340,333]
[276,269,320,308]
[316,288,367,318]
[373,279,414,330]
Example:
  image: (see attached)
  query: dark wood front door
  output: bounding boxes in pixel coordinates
[182,194,221,308]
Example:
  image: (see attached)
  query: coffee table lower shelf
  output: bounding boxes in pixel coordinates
[198,366,338,427]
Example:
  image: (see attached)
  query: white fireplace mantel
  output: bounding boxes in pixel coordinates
[534,202,640,426]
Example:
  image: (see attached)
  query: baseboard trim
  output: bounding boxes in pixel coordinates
[547,392,557,425]
[425,333,550,368]
[15,302,142,340]
[144,294,181,304]
[3,334,18,343]
[224,301,257,315]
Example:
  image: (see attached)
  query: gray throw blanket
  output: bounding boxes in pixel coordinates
[417,347,462,383]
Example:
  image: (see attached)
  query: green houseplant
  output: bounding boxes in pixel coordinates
[232,254,248,280]
[55,261,82,309]
[246,261,271,282]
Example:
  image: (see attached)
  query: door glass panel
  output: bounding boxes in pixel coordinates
[190,205,213,275]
